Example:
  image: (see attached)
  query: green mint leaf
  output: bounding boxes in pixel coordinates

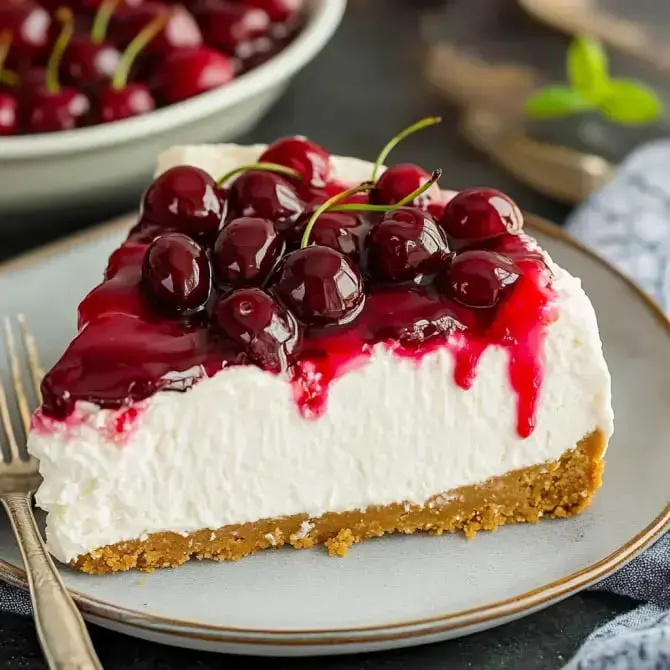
[567,36,609,102]
[524,86,593,119]
[599,79,663,124]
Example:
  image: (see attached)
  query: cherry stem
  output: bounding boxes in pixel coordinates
[300,182,374,249]
[0,70,18,87]
[370,117,442,183]
[330,169,443,213]
[0,31,10,70]
[216,162,301,187]
[112,10,168,90]
[91,0,121,45]
[46,8,74,95]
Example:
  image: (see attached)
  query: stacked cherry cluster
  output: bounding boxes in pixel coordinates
[137,118,530,373]
[0,0,304,135]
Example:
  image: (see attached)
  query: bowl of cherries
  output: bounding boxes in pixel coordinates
[0,0,345,218]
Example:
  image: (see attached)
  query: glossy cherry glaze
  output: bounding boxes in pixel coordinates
[212,216,284,287]
[142,233,211,313]
[41,159,556,439]
[227,170,304,224]
[212,288,300,373]
[366,207,448,282]
[371,163,440,209]
[441,187,523,251]
[259,136,332,188]
[141,166,226,241]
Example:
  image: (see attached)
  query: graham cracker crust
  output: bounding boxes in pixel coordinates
[70,431,607,574]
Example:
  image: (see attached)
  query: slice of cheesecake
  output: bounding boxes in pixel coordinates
[28,135,613,574]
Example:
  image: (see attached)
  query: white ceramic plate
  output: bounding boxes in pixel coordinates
[0,215,666,657]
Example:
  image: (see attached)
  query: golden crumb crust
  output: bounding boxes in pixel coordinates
[70,431,607,574]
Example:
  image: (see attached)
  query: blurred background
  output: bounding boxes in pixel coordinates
[0,0,668,257]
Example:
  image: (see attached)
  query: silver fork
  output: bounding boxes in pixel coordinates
[0,316,102,670]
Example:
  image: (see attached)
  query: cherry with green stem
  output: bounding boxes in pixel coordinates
[369,117,444,208]
[0,32,18,136]
[26,8,91,133]
[62,0,122,88]
[94,11,168,123]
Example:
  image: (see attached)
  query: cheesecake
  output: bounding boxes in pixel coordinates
[28,126,614,574]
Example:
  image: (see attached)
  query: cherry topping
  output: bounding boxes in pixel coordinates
[192,1,271,58]
[441,250,520,309]
[159,46,235,104]
[274,246,365,326]
[290,210,367,263]
[141,165,226,240]
[212,288,300,373]
[370,163,441,209]
[227,170,304,225]
[142,233,211,313]
[259,136,332,188]
[367,207,449,282]
[212,216,284,288]
[242,0,303,24]
[440,188,524,251]
[25,9,90,133]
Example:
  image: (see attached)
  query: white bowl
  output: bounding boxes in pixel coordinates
[0,0,346,216]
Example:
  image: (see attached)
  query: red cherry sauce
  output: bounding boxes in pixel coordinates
[39,190,556,439]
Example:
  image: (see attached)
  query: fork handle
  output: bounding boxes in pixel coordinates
[1,492,102,670]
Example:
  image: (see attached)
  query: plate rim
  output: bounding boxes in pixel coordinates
[0,213,667,646]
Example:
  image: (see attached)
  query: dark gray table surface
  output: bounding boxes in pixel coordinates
[0,1,639,667]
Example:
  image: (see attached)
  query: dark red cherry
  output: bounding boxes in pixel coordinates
[212,288,300,373]
[289,210,368,263]
[274,246,365,325]
[26,88,90,133]
[110,3,202,57]
[0,94,18,135]
[141,166,226,240]
[227,170,304,224]
[366,207,448,282]
[95,82,155,123]
[192,1,271,57]
[142,233,211,313]
[440,188,523,251]
[159,46,235,104]
[370,164,440,209]
[259,137,332,189]
[242,0,303,24]
[17,67,45,103]
[441,250,520,309]
[213,217,284,288]
[61,36,120,89]
[0,2,51,68]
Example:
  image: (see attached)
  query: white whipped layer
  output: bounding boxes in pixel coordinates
[28,145,614,564]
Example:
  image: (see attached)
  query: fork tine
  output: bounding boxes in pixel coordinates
[0,374,21,463]
[18,315,43,404]
[4,318,31,440]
